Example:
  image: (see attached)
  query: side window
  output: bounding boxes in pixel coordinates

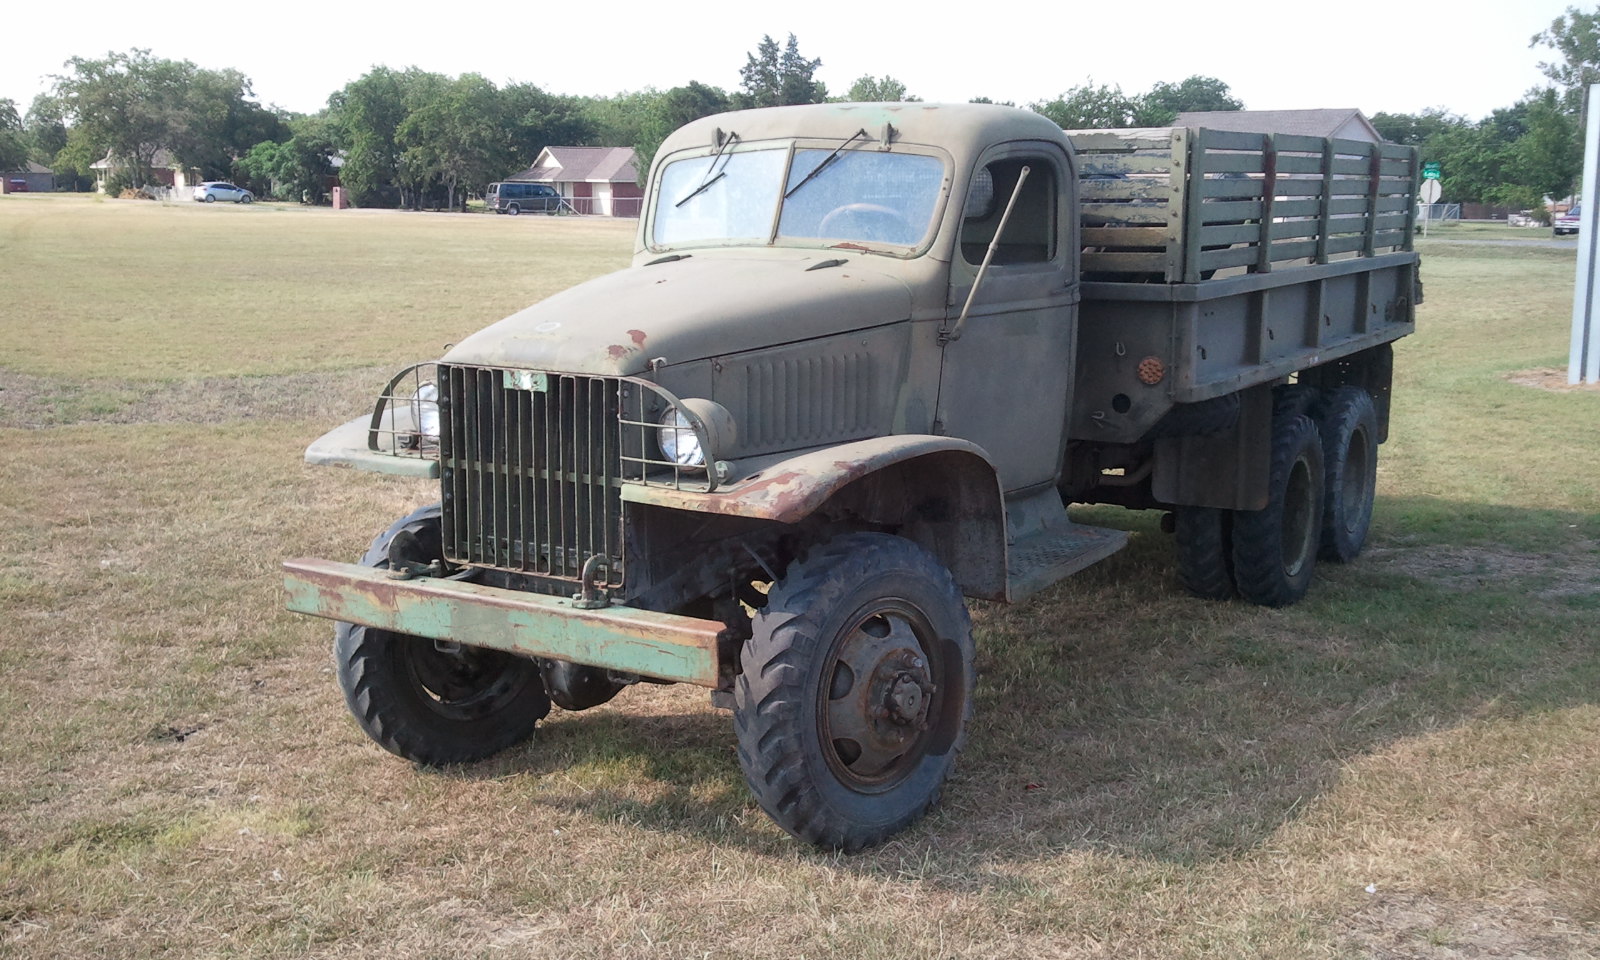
[960,157,1057,265]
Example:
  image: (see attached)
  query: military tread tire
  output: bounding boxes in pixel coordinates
[1230,414,1326,607]
[334,504,550,765]
[1175,506,1235,600]
[1316,386,1379,562]
[734,533,974,851]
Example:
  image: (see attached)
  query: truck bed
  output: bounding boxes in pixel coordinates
[1063,127,1421,444]
[1067,126,1419,283]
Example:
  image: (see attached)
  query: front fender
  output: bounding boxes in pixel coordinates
[621,436,1008,600]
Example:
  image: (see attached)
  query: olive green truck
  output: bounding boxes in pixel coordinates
[283,103,1420,850]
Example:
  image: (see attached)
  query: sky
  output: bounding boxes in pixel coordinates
[0,0,1588,122]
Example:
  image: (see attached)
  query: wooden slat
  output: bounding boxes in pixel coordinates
[1081,226,1169,246]
[1199,223,1263,244]
[1270,133,1328,153]
[1075,155,1175,176]
[1329,197,1371,215]
[1067,130,1177,151]
[1269,220,1322,240]
[1196,199,1262,222]
[1198,245,1260,270]
[1195,153,1267,174]
[1272,180,1328,197]
[1330,157,1371,175]
[1375,196,1411,213]
[1266,239,1319,261]
[1197,129,1270,151]
[1080,251,1169,274]
[1275,155,1326,175]
[1081,203,1171,225]
[1326,235,1366,254]
[1078,179,1174,201]
[1199,177,1265,199]
[1271,198,1321,217]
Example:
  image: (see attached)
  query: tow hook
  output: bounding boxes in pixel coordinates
[571,555,612,609]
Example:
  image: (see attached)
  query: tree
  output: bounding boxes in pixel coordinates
[632,82,730,181]
[49,49,279,188]
[737,34,826,108]
[0,99,26,172]
[845,75,919,103]
[1030,82,1137,129]
[1133,76,1242,125]
[1532,6,1600,113]
[330,66,435,207]
[399,73,509,210]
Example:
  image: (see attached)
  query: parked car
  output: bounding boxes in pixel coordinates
[193,182,253,204]
[486,181,563,215]
[1555,204,1581,236]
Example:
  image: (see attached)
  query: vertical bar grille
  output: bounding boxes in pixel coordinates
[439,366,623,586]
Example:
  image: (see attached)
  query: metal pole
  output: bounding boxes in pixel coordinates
[1571,83,1600,384]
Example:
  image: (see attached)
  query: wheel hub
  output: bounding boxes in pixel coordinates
[824,610,939,784]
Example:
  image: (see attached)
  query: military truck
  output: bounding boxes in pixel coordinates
[284,103,1420,850]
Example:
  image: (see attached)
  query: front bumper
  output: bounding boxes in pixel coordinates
[282,558,723,687]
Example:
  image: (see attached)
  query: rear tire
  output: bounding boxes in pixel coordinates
[1175,506,1235,600]
[1316,386,1379,562]
[334,504,550,765]
[204,195,215,203]
[1231,414,1325,607]
[507,203,520,216]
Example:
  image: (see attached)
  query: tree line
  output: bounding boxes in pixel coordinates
[8,13,1600,212]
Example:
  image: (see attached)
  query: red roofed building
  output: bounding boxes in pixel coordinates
[506,146,643,217]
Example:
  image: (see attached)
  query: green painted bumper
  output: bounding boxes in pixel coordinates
[282,558,723,687]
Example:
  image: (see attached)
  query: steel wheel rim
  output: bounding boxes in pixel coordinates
[817,599,943,792]
[399,637,533,722]
[1342,425,1373,536]
[1283,457,1316,578]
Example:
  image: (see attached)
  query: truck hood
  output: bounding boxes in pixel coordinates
[443,254,915,374]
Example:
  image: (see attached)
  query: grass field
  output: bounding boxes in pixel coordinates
[2,192,1598,959]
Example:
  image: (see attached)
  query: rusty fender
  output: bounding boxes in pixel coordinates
[282,558,723,686]
[621,435,999,523]
[621,436,1009,599]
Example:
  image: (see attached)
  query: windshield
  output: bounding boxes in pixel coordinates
[651,144,945,253]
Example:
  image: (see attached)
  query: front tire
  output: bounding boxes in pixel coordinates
[1231,414,1326,607]
[334,504,550,765]
[734,533,974,851]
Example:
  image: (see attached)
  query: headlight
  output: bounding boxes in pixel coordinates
[413,381,440,442]
[657,408,704,467]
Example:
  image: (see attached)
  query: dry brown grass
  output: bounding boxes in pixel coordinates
[1,197,1598,958]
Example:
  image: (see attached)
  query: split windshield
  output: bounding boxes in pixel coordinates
[651,143,945,253]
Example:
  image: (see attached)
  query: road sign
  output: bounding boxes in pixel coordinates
[1420,179,1442,204]
[1423,162,1441,180]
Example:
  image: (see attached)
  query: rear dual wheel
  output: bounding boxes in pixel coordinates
[1176,385,1375,606]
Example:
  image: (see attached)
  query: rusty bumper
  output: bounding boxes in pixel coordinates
[282,558,723,687]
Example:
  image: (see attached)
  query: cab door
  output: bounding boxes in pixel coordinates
[936,141,1079,492]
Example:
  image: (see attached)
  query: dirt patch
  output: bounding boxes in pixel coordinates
[0,367,391,429]
[1504,368,1600,392]
[1337,891,1600,959]
[1364,542,1600,598]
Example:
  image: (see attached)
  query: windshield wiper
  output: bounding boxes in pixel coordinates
[675,132,739,207]
[784,128,867,199]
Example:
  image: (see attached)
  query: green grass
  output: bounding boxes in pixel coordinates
[1,193,1598,959]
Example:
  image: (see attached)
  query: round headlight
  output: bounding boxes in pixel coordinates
[413,381,440,440]
[657,408,704,467]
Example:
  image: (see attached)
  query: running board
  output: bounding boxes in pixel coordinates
[1006,522,1129,602]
